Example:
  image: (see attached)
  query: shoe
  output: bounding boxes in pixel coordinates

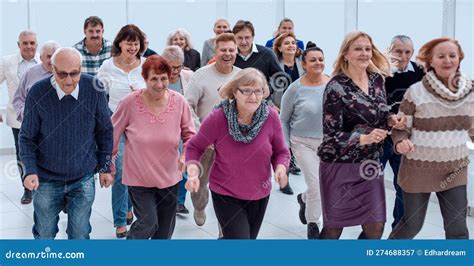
[20,189,32,204]
[194,209,206,226]
[289,156,301,175]
[126,211,134,225]
[297,193,307,225]
[116,226,128,238]
[280,183,294,195]
[289,164,301,175]
[307,222,320,239]
[176,204,189,214]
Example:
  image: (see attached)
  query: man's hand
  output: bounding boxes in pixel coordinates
[99,173,114,188]
[24,174,39,191]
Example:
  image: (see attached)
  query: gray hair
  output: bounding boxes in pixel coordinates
[389,35,414,51]
[214,18,230,28]
[51,47,82,66]
[162,45,185,64]
[40,40,61,55]
[166,28,193,51]
[18,30,36,41]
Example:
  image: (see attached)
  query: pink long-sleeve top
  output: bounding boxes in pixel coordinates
[186,106,290,200]
[112,89,196,188]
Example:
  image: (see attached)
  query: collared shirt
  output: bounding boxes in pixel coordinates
[238,42,259,61]
[17,54,39,80]
[392,61,415,74]
[74,38,112,76]
[13,64,51,122]
[51,76,79,100]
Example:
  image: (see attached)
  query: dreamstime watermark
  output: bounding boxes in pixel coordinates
[440,158,469,189]
[270,71,291,93]
[92,72,113,93]
[3,160,25,181]
[4,246,85,260]
[359,160,382,181]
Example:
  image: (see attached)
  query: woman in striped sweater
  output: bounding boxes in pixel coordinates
[390,37,472,239]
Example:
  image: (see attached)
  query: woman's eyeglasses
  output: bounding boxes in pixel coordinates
[237,88,264,96]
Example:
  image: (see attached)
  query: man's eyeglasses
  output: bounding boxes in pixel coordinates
[171,65,183,72]
[237,88,264,96]
[54,67,81,79]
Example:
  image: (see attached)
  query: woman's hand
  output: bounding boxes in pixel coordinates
[395,139,415,154]
[178,155,185,172]
[388,113,406,130]
[274,164,288,188]
[360,129,388,145]
[185,163,201,193]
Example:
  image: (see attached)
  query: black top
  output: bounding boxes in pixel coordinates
[234,44,283,95]
[385,61,425,113]
[317,73,390,163]
[143,48,158,58]
[184,49,201,71]
[284,64,300,84]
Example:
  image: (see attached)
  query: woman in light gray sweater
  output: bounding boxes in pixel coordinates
[201,19,230,66]
[280,43,330,239]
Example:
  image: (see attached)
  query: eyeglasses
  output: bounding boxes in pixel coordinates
[54,67,81,79]
[237,88,264,96]
[171,65,183,72]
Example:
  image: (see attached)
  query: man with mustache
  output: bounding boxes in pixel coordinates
[184,33,240,227]
[74,16,112,76]
[0,30,40,204]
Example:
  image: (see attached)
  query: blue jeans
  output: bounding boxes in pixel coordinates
[112,135,132,227]
[177,142,187,205]
[32,174,95,239]
[380,138,404,229]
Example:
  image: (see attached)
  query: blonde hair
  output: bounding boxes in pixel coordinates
[332,31,391,77]
[417,37,464,72]
[166,28,193,51]
[219,68,270,100]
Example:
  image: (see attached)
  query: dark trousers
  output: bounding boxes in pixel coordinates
[390,185,469,239]
[127,184,178,239]
[212,191,269,239]
[12,128,25,186]
[380,138,403,229]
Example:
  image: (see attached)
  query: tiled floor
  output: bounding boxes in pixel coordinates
[0,154,472,239]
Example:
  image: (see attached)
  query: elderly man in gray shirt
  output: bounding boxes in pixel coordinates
[13,41,61,123]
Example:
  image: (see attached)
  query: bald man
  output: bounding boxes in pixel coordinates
[19,47,113,239]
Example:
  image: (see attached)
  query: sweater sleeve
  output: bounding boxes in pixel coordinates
[185,108,218,164]
[19,88,41,176]
[270,109,290,171]
[201,40,212,67]
[279,83,297,146]
[94,89,113,173]
[111,96,130,174]
[391,86,416,145]
[184,73,203,130]
[180,96,197,149]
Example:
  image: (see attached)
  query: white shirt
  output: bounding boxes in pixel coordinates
[392,61,415,74]
[238,42,259,61]
[51,76,79,100]
[17,54,38,80]
[97,57,146,112]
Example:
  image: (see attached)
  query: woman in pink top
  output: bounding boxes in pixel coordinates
[112,55,196,239]
[185,68,290,239]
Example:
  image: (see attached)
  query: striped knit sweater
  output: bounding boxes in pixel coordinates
[392,71,474,193]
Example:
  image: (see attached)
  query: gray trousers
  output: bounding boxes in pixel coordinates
[390,185,469,239]
[190,147,216,211]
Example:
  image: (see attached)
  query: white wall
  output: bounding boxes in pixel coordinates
[1,0,472,150]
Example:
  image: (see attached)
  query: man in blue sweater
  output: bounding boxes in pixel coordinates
[19,47,113,239]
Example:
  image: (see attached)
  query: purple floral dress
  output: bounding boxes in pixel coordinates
[317,72,391,229]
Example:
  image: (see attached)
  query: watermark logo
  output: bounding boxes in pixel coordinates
[359,160,382,181]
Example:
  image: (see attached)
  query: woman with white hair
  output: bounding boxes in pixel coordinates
[167,28,200,71]
[185,68,290,239]
[201,18,230,66]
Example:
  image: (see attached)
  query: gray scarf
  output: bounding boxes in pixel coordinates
[217,100,269,143]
